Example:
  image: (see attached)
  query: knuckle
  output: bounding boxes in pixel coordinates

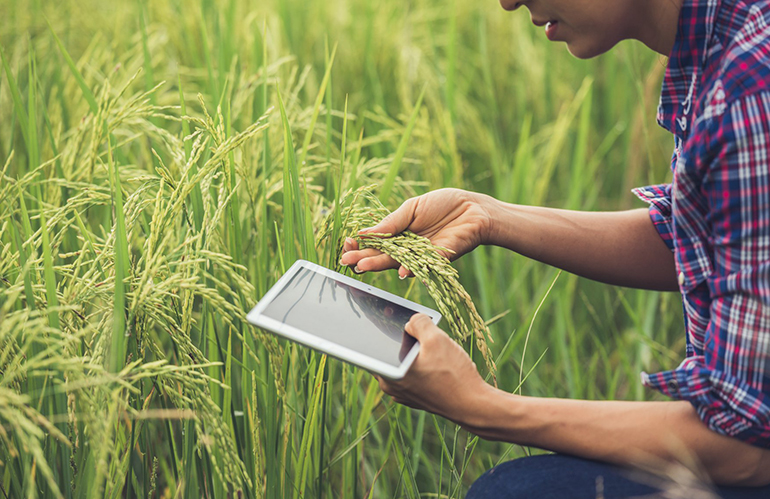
[403,197,419,220]
[380,212,396,225]
[410,313,428,324]
[418,335,435,350]
[401,197,418,210]
[414,314,434,331]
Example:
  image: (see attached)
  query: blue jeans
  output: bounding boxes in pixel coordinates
[466,454,770,498]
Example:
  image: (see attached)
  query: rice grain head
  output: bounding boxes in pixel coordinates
[319,185,497,384]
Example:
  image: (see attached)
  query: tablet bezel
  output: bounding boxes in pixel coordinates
[246,259,442,379]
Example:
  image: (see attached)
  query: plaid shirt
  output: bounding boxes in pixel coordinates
[632,0,770,448]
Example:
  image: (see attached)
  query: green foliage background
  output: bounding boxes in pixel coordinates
[0,0,684,497]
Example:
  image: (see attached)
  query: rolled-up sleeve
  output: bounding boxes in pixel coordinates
[631,182,675,252]
[643,93,770,448]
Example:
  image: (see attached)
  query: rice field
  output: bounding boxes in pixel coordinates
[1,0,684,497]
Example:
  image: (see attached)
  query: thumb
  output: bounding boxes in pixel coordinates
[359,198,417,237]
[404,313,437,341]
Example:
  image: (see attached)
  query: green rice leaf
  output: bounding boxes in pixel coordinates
[47,19,99,114]
[108,136,129,373]
[298,44,337,168]
[27,49,39,179]
[277,88,301,263]
[38,205,59,331]
[294,355,326,499]
[0,44,30,151]
[379,85,426,204]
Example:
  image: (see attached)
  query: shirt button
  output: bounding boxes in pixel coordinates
[667,379,679,392]
[678,272,685,286]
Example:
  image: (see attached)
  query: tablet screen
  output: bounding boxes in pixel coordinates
[260,267,418,367]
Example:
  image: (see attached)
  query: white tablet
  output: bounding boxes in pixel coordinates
[246,259,441,379]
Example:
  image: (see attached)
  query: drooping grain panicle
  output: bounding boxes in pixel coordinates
[1,1,682,496]
[318,185,497,383]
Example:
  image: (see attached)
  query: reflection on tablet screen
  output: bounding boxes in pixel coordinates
[261,268,418,367]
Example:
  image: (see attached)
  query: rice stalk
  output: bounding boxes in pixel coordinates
[319,185,497,383]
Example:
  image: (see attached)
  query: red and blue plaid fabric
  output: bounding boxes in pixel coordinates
[632,0,770,448]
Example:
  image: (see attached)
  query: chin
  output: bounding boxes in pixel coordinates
[566,39,617,59]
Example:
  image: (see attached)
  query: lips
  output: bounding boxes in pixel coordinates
[545,20,559,40]
[531,17,558,28]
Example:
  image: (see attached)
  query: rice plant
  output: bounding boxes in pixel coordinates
[0,0,685,497]
[319,185,497,383]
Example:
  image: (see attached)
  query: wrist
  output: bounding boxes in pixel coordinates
[472,192,503,247]
[480,198,532,253]
[454,383,519,436]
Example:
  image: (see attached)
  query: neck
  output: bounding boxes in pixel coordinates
[632,0,684,56]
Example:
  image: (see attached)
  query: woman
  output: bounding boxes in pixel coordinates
[341,0,770,497]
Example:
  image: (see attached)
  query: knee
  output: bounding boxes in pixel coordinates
[465,455,555,499]
[466,454,661,499]
[465,464,505,499]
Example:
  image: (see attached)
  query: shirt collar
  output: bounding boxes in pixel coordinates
[657,0,721,134]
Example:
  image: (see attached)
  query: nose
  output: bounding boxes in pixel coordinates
[499,0,523,11]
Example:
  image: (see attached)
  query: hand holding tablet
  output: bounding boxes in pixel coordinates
[246,260,442,379]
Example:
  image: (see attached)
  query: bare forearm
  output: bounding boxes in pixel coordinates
[458,386,770,486]
[485,200,678,291]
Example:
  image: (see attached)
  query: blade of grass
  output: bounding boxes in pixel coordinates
[446,0,457,124]
[257,20,270,297]
[532,77,592,205]
[223,328,233,430]
[274,220,286,274]
[301,174,317,262]
[108,136,129,373]
[47,19,99,114]
[140,3,154,92]
[379,85,426,204]
[298,44,337,168]
[27,48,39,178]
[36,76,69,214]
[196,5,219,105]
[11,213,36,313]
[36,184,74,499]
[38,206,59,332]
[328,95,349,269]
[276,88,303,263]
[324,38,334,195]
[390,415,419,499]
[345,127,365,193]
[294,354,326,499]
[1,44,30,153]
[518,271,561,395]
[178,77,204,234]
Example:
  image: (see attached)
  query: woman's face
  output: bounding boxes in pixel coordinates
[499,0,636,58]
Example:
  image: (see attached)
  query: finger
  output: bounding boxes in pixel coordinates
[356,253,400,273]
[398,265,414,279]
[375,375,393,395]
[340,247,381,267]
[359,198,417,237]
[342,237,359,253]
[404,313,439,341]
